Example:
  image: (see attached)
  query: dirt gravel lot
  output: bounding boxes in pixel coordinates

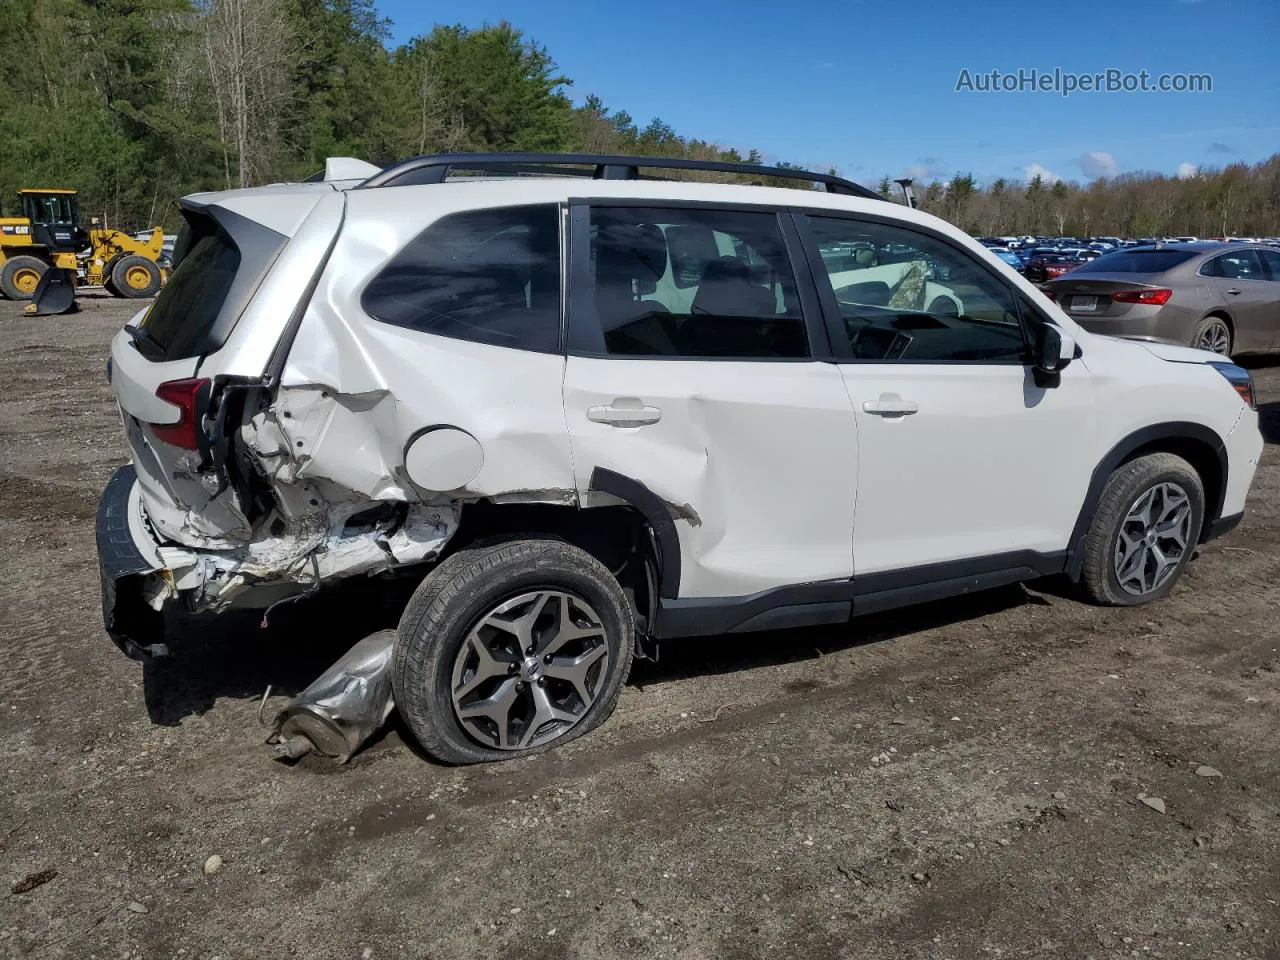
[1,292,1279,960]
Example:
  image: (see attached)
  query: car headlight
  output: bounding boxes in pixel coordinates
[1209,361,1256,410]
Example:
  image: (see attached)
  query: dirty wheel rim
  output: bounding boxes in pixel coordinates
[1195,319,1230,355]
[1113,481,1193,596]
[451,589,609,751]
[125,265,151,290]
[13,267,41,295]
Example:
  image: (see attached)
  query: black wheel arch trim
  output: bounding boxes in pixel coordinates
[587,467,682,599]
[1065,421,1228,579]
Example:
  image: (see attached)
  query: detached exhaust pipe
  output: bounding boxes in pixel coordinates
[265,630,396,764]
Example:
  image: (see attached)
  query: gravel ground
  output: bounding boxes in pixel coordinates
[1,292,1278,960]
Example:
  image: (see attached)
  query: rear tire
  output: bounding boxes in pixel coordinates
[393,539,635,765]
[0,256,48,301]
[1191,314,1232,356]
[110,255,161,298]
[1079,452,1205,606]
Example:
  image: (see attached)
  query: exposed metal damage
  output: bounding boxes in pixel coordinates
[131,368,587,617]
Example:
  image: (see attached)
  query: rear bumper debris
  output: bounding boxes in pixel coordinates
[95,465,168,660]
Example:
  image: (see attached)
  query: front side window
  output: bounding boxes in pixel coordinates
[362,205,561,353]
[587,206,808,358]
[23,194,74,224]
[806,216,1026,363]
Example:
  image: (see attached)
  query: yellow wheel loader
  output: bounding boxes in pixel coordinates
[0,189,166,313]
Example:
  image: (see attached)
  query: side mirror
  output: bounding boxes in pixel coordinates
[1032,324,1075,385]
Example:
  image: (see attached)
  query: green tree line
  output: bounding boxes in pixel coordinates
[0,0,783,230]
[882,159,1280,239]
[2,0,1276,237]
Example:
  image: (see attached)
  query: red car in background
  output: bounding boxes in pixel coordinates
[1024,247,1102,283]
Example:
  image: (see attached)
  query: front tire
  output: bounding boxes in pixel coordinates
[1079,452,1205,606]
[110,255,161,298]
[0,255,48,301]
[393,539,635,764]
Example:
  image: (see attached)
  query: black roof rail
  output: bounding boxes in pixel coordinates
[358,152,880,200]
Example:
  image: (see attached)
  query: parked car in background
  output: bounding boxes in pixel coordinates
[1025,247,1100,283]
[990,247,1026,273]
[1043,242,1280,356]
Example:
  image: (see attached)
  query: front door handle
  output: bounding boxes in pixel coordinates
[1226,288,1242,295]
[862,395,919,416]
[587,398,663,428]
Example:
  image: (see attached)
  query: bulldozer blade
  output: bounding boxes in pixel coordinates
[25,268,78,316]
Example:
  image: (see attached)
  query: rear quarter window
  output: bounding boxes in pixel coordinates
[361,205,562,353]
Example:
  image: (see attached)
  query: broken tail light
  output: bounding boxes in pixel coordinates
[151,377,211,450]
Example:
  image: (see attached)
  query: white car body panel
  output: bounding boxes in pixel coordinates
[843,361,1098,574]
[277,185,577,503]
[205,191,346,379]
[563,357,858,597]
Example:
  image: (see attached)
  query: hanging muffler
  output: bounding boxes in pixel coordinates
[24,268,78,316]
[265,629,396,764]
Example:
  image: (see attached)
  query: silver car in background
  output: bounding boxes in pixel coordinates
[1043,243,1280,356]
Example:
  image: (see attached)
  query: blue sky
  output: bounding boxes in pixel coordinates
[376,0,1279,187]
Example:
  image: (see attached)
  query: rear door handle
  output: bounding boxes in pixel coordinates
[587,399,662,427]
[862,396,919,416]
[1226,288,1241,295]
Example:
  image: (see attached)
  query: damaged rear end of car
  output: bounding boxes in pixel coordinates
[97,181,469,662]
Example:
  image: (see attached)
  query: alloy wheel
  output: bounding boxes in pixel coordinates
[1195,319,1231,355]
[1112,482,1193,596]
[450,589,609,750]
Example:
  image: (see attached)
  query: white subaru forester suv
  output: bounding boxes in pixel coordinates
[97,153,1263,764]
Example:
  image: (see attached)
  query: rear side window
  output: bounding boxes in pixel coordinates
[138,218,241,361]
[1073,249,1196,274]
[361,205,562,353]
[586,206,808,359]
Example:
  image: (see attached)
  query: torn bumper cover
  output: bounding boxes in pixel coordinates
[96,462,462,658]
[95,464,167,660]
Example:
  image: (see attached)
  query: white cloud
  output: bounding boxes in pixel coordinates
[1177,162,1199,179]
[1078,151,1117,179]
[903,157,946,181]
[1024,162,1060,184]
